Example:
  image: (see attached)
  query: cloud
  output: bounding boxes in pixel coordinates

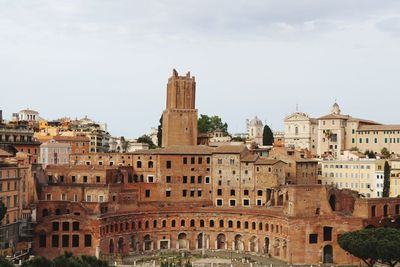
[376,16,400,35]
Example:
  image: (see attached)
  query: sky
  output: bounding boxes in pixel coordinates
[1,0,400,138]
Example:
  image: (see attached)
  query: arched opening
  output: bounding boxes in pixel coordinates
[178,233,187,249]
[329,195,336,211]
[109,239,114,254]
[136,161,142,168]
[250,236,258,252]
[323,245,333,264]
[144,235,152,251]
[383,204,388,217]
[234,234,244,251]
[264,237,269,255]
[42,209,49,217]
[130,235,138,252]
[197,233,204,249]
[118,237,124,254]
[148,161,153,168]
[217,234,226,250]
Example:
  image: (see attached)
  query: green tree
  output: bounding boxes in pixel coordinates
[262,125,274,146]
[0,256,14,267]
[338,228,400,267]
[383,161,391,197]
[21,256,54,267]
[0,200,7,223]
[157,115,163,147]
[364,150,376,159]
[137,135,156,149]
[381,147,391,158]
[198,115,228,134]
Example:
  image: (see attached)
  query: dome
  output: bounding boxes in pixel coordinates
[331,102,341,115]
[249,116,263,127]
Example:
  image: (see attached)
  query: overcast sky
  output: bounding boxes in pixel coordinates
[1,0,400,137]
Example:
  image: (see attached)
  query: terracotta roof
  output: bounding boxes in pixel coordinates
[53,135,90,142]
[254,158,285,165]
[0,148,12,157]
[135,145,214,155]
[296,159,318,163]
[241,154,259,162]
[358,124,400,131]
[213,144,247,154]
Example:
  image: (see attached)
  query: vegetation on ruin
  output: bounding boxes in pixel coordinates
[364,149,376,158]
[21,253,110,267]
[338,228,400,267]
[137,134,157,149]
[262,124,274,146]
[0,200,7,222]
[0,256,14,267]
[198,114,228,134]
[381,147,391,158]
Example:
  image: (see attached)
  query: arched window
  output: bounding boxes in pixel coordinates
[230,189,235,196]
[259,222,263,230]
[190,219,195,227]
[132,222,136,230]
[171,220,176,227]
[162,220,166,228]
[237,221,241,229]
[145,221,149,229]
[245,221,249,229]
[228,220,233,228]
[329,195,336,211]
[252,222,256,230]
[219,220,224,228]
[55,208,61,215]
[181,219,186,227]
[383,205,388,217]
[295,126,299,135]
[153,220,157,228]
[136,161,142,168]
[209,220,215,228]
[200,220,205,227]
[148,161,154,168]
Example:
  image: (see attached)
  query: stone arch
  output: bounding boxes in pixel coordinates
[264,237,270,255]
[143,235,153,251]
[197,233,204,249]
[323,245,333,264]
[250,236,258,253]
[217,233,226,250]
[178,232,188,249]
[383,204,389,217]
[130,235,139,252]
[234,234,244,251]
[109,239,114,254]
[118,237,124,254]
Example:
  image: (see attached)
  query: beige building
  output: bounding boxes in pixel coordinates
[284,112,317,155]
[390,159,400,197]
[40,140,71,167]
[319,159,385,198]
[247,116,264,146]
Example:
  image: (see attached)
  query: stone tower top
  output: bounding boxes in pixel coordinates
[331,101,341,115]
[166,69,196,110]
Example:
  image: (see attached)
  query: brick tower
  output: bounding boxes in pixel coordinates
[162,69,198,147]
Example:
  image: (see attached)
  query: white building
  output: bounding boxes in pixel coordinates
[40,140,71,167]
[284,111,317,155]
[247,116,264,146]
[18,108,40,122]
[319,159,386,198]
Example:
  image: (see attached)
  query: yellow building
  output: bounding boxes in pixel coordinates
[390,159,400,197]
[320,159,385,198]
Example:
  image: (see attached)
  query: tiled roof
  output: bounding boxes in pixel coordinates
[358,124,400,131]
[213,144,247,154]
[0,148,12,157]
[241,154,259,162]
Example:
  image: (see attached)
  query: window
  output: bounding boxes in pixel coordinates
[52,235,59,247]
[190,190,195,197]
[309,234,318,244]
[200,220,205,227]
[137,161,142,168]
[72,235,79,247]
[84,235,92,247]
[190,219,195,227]
[216,199,223,206]
[145,190,150,197]
[166,176,171,183]
[230,189,235,196]
[181,220,185,227]
[190,176,195,183]
[198,157,203,164]
[59,176,64,183]
[217,189,222,196]
[206,157,210,164]
[52,222,59,231]
[166,190,171,197]
[147,176,154,183]
[62,235,69,247]
[166,161,172,169]
[243,199,250,206]
[73,222,79,231]
[257,190,263,196]
[183,157,187,164]
[182,190,187,197]
[219,220,224,228]
[198,176,203,183]
[62,222,70,231]
[71,176,76,183]
[371,205,376,217]
[183,176,187,183]
[83,176,88,183]
[244,190,249,196]
[172,220,176,227]
[229,199,236,207]
[209,220,215,227]
[257,199,262,206]
[39,234,46,248]
[205,176,210,184]
[323,227,333,241]
[96,176,101,183]
[228,220,233,228]
[191,157,195,164]
[198,190,202,197]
